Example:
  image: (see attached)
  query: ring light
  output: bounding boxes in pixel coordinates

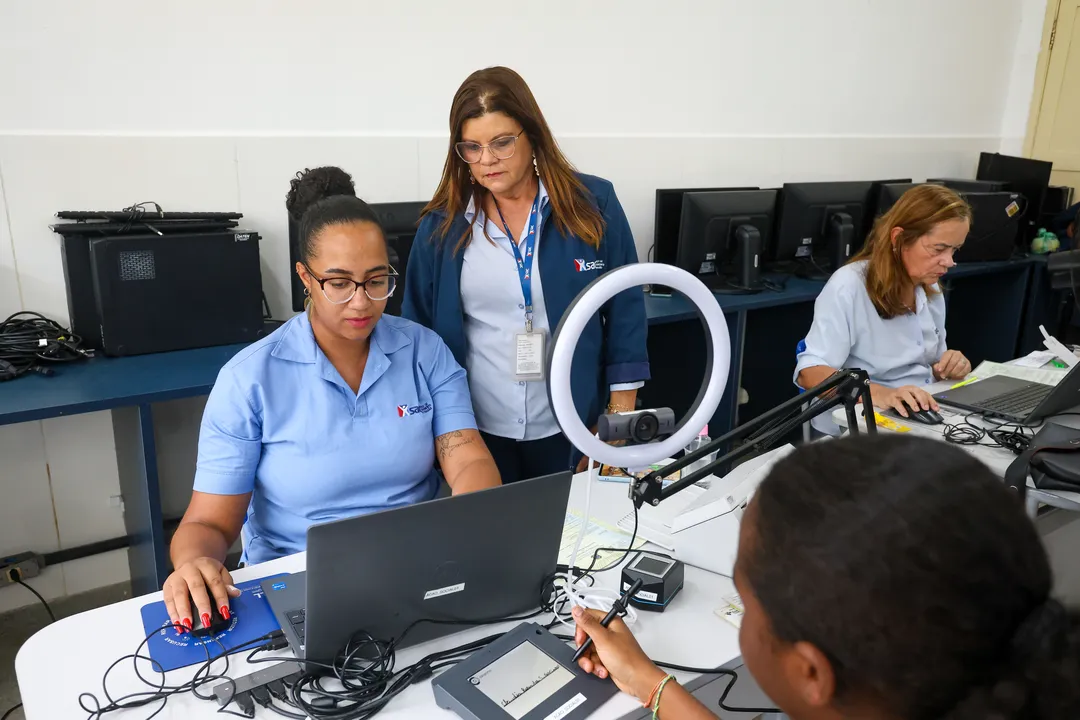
[548,263,730,469]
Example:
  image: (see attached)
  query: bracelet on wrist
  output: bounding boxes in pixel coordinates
[651,675,676,718]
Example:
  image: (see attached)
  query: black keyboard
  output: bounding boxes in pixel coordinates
[55,210,243,221]
[978,383,1053,416]
[286,608,306,643]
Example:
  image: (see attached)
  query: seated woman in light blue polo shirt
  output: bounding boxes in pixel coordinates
[796,185,974,431]
[162,167,501,635]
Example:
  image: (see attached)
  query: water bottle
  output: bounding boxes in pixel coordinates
[683,426,716,479]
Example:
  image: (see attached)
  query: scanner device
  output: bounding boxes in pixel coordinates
[621,552,684,612]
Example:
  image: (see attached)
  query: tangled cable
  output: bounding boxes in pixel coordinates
[0,311,91,381]
[942,413,1033,455]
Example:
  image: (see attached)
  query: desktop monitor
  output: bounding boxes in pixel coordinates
[874,182,921,218]
[954,192,1023,263]
[928,178,1012,193]
[773,181,874,278]
[675,189,777,294]
[654,187,757,265]
[866,178,913,235]
[977,152,1053,247]
[289,200,427,314]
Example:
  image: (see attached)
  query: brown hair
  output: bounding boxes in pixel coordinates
[423,66,605,252]
[852,184,972,319]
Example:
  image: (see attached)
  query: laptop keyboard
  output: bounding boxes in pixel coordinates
[978,383,1053,417]
[286,608,306,643]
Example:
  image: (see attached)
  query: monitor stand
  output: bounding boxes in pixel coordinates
[795,211,855,280]
[710,225,764,294]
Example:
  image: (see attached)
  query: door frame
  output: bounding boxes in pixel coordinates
[1024,0,1065,157]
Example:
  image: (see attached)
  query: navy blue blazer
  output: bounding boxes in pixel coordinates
[401,173,650,430]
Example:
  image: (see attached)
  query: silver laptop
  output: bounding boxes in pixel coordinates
[261,472,572,669]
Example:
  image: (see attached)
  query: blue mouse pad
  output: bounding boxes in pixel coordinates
[140,573,287,672]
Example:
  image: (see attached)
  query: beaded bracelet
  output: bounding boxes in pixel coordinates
[651,675,676,719]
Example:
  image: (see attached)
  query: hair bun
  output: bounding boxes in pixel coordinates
[285,166,356,220]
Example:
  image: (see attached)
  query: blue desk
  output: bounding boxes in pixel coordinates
[0,344,247,595]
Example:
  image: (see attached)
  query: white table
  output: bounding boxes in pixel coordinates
[16,473,744,719]
[831,377,1080,517]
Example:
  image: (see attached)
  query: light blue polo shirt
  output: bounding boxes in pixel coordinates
[193,312,478,565]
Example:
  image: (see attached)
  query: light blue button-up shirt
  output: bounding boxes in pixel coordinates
[795,260,947,431]
[193,312,477,564]
[460,181,641,440]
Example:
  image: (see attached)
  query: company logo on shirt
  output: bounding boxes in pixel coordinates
[397,403,433,418]
[574,259,604,272]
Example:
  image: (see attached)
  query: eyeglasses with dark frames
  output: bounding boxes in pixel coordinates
[304,265,398,304]
[455,129,525,164]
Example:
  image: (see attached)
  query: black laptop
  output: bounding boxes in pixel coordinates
[261,472,572,669]
[933,364,1080,423]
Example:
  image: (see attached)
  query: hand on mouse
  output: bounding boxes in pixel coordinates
[933,350,971,381]
[871,384,938,417]
[571,606,666,702]
[162,557,240,634]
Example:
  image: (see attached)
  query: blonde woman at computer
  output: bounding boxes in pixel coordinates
[795,184,973,427]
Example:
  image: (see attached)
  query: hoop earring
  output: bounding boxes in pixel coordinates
[303,287,310,296]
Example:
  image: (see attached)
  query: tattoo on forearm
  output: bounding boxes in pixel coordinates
[437,430,474,460]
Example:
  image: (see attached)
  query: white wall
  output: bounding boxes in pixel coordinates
[999,0,1052,155]
[0,0,1044,610]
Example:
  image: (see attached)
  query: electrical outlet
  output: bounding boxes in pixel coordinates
[1,552,44,583]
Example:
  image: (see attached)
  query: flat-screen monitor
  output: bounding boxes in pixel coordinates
[976,152,1054,247]
[675,189,777,294]
[928,177,1012,193]
[874,182,922,219]
[955,191,1023,263]
[773,181,874,278]
[653,187,757,265]
[866,178,913,235]
[289,200,427,314]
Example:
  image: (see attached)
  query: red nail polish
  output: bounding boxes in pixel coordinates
[175,623,184,635]
[201,613,211,628]
[220,605,231,621]
[182,617,192,631]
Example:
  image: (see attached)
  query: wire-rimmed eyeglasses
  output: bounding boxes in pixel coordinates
[455,129,524,164]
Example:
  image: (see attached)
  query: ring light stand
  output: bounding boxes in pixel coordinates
[548,263,877,510]
[548,263,732,470]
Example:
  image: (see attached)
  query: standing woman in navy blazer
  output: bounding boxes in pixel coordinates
[403,66,650,484]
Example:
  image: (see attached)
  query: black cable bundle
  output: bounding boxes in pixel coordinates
[0,311,91,381]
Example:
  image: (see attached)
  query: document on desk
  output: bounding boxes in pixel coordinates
[560,510,645,570]
[615,485,707,550]
[970,360,1069,386]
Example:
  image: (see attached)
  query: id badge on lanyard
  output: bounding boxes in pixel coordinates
[495,190,545,382]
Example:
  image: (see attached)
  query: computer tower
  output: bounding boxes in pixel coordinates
[78,230,265,356]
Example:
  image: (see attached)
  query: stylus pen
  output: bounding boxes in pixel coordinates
[572,577,644,664]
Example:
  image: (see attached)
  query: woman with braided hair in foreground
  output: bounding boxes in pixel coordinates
[573,434,1080,719]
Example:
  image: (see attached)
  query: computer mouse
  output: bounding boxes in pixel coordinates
[189,596,233,638]
[899,401,944,425]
